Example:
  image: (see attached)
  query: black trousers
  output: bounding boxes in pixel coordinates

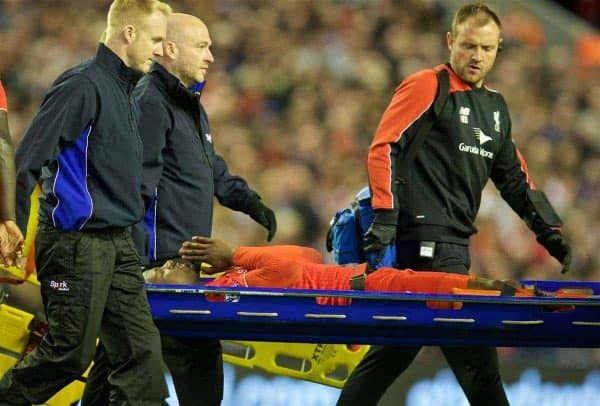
[0,223,167,406]
[82,337,224,406]
[337,241,509,406]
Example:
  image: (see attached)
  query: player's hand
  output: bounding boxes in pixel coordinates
[537,231,572,274]
[0,220,24,267]
[245,196,277,242]
[179,236,236,272]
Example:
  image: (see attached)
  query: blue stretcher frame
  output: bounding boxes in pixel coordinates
[147,280,600,348]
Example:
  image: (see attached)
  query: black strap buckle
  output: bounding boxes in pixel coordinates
[350,273,366,290]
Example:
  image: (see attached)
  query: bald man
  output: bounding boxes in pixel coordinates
[82,14,276,406]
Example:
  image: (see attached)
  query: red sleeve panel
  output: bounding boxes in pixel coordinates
[233,245,322,268]
[364,268,470,294]
[515,147,535,189]
[232,246,305,288]
[0,81,7,111]
[368,69,438,210]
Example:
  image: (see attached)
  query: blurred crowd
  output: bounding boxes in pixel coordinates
[552,0,600,29]
[0,0,599,361]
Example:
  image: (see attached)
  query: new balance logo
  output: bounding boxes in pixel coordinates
[473,128,492,145]
[459,106,470,124]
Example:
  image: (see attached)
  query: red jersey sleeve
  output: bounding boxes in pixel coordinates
[367,69,438,210]
[233,245,322,269]
[232,246,306,288]
[365,268,471,294]
[0,81,7,111]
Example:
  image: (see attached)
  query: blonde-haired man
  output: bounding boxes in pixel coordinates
[0,1,171,405]
[105,0,172,73]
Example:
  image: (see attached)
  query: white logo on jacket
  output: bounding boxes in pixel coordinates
[459,106,470,124]
[457,127,494,159]
[493,111,501,132]
[205,133,212,143]
[473,128,492,145]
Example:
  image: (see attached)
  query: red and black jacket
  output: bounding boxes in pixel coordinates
[368,64,535,244]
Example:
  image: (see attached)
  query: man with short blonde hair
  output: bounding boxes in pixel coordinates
[106,0,172,34]
[105,0,172,73]
[0,1,171,405]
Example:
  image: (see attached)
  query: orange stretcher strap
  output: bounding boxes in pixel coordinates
[451,288,502,296]
[427,288,503,310]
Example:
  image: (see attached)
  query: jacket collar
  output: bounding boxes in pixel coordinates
[150,62,198,104]
[95,43,143,90]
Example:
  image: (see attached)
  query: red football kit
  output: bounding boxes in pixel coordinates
[207,245,471,305]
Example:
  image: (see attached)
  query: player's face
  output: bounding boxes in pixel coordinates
[128,10,167,73]
[144,260,198,284]
[447,18,501,87]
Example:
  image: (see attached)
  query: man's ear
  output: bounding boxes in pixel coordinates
[163,41,177,59]
[122,25,136,44]
[446,31,454,52]
[498,37,503,53]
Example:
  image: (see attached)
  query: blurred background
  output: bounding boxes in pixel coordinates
[0,0,599,405]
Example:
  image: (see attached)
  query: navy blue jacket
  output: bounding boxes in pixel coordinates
[133,63,257,262]
[15,44,144,234]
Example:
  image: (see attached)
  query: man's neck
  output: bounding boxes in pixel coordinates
[103,39,130,68]
[154,59,190,87]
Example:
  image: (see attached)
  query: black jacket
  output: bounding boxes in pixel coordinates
[133,63,257,262]
[15,44,144,235]
[368,64,536,244]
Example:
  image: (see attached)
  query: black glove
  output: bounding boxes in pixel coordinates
[363,210,397,255]
[537,230,572,274]
[245,196,277,242]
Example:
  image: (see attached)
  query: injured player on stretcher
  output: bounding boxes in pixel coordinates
[142,236,542,305]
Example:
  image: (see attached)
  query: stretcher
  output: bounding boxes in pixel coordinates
[148,279,600,348]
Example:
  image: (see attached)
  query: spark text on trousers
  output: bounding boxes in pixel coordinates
[49,280,70,292]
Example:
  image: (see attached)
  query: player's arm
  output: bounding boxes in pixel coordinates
[0,81,25,266]
[0,81,16,223]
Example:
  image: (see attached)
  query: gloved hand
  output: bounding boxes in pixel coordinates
[537,230,572,274]
[245,196,277,242]
[363,210,397,255]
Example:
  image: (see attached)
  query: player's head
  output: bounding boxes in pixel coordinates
[104,0,171,72]
[143,259,199,284]
[157,13,214,86]
[447,3,502,87]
